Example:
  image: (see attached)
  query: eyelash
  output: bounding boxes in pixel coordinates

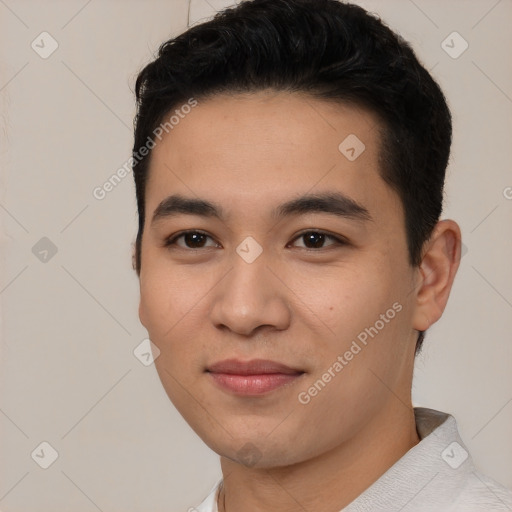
[163,229,348,251]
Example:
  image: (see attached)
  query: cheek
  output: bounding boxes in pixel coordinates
[139,263,215,383]
[140,269,206,402]
[296,263,410,413]
[140,261,203,337]
[300,265,391,347]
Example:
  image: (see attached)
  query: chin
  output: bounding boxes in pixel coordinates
[203,432,306,469]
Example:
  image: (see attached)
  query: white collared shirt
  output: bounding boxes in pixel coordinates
[193,407,512,511]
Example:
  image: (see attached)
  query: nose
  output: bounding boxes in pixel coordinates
[209,250,291,337]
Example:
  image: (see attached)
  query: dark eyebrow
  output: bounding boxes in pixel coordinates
[151,195,225,224]
[151,192,372,225]
[272,192,372,222]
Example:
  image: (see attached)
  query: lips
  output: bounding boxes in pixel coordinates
[207,358,303,375]
[206,358,305,395]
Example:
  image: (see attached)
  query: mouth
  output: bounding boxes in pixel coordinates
[206,358,305,396]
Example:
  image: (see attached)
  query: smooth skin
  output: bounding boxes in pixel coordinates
[137,90,462,512]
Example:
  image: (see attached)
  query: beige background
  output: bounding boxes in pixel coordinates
[1,0,511,510]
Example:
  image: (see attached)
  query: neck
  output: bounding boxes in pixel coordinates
[218,402,420,512]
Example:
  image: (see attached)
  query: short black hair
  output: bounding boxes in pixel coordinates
[132,0,453,355]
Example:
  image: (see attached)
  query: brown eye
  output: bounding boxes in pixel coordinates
[290,231,347,250]
[165,230,218,250]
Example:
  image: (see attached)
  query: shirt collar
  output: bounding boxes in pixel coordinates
[343,407,474,511]
[194,407,474,512]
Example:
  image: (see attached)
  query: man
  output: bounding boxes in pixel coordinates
[131,0,512,510]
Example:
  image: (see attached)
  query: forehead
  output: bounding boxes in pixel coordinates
[144,90,400,225]
[151,90,381,163]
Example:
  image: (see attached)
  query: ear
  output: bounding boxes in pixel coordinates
[132,242,147,326]
[412,220,462,332]
[131,242,138,273]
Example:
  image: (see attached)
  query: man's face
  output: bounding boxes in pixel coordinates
[138,91,420,467]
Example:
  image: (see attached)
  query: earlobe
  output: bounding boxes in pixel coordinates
[411,220,462,332]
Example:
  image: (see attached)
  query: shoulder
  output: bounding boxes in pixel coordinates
[449,471,512,511]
